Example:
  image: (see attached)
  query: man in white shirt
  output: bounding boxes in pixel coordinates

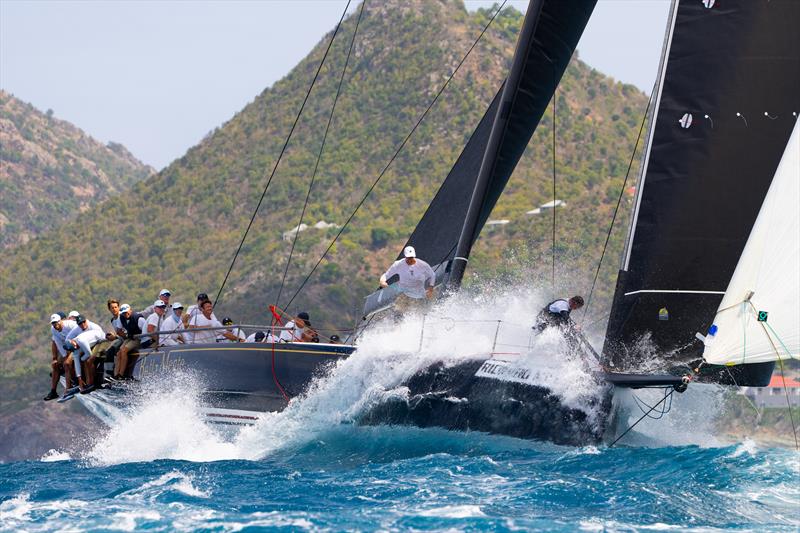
[279,312,318,342]
[188,300,238,343]
[218,317,246,343]
[65,315,106,392]
[143,300,168,347]
[160,303,186,346]
[379,246,436,310]
[44,314,78,401]
[140,289,174,319]
[245,330,277,343]
[183,293,217,343]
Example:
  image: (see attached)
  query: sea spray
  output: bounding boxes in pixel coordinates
[85,372,243,465]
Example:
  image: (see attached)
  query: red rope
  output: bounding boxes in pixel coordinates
[268,305,290,402]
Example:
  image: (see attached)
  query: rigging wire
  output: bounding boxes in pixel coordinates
[276,0,367,310]
[580,85,656,325]
[551,62,557,297]
[212,0,353,309]
[283,0,509,311]
[609,389,674,447]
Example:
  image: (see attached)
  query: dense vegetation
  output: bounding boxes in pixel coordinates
[0,1,649,387]
[0,91,153,248]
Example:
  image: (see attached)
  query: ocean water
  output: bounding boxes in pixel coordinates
[2,289,798,531]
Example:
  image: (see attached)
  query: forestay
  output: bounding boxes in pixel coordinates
[702,122,800,365]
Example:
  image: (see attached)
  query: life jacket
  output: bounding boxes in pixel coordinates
[121,312,144,338]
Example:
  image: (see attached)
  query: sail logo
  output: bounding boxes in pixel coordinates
[757,311,768,322]
[475,359,537,386]
[679,113,693,129]
[659,307,669,321]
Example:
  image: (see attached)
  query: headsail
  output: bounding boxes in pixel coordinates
[602,0,800,370]
[363,0,597,316]
[702,122,799,366]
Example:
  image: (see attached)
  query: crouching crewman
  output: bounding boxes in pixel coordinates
[65,315,106,393]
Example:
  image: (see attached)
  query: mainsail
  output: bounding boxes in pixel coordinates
[602,0,800,371]
[702,122,800,366]
[364,0,597,315]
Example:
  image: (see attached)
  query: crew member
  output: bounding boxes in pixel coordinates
[279,312,318,342]
[379,246,436,300]
[43,314,78,401]
[218,317,246,342]
[65,315,105,392]
[189,300,239,343]
[160,303,186,346]
[143,300,168,347]
[534,295,584,332]
[115,303,147,379]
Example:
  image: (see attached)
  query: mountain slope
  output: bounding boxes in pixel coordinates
[0,91,154,248]
[0,1,647,379]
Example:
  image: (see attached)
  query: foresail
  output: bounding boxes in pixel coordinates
[702,122,800,366]
[602,0,800,369]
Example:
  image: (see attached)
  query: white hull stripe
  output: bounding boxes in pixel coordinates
[624,289,726,296]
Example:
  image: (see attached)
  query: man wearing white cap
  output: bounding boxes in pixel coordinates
[143,300,168,347]
[43,314,78,401]
[65,315,106,392]
[379,245,436,302]
[160,302,186,346]
[115,303,148,379]
[141,289,173,319]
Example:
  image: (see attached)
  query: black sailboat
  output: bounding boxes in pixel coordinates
[77,0,799,444]
[358,0,800,444]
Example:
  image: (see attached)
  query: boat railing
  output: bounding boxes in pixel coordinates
[413,316,600,360]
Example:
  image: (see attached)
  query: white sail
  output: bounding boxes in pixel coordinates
[703,121,800,365]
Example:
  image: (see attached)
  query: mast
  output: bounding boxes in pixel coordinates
[448,0,545,289]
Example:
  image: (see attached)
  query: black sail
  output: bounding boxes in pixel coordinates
[602,0,800,372]
[364,0,597,316]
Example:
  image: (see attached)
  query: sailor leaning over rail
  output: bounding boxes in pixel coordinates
[379,246,436,313]
[533,296,585,351]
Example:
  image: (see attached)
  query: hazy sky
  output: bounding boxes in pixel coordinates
[1,0,671,170]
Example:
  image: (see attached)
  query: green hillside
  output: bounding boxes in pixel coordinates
[0,91,153,248]
[0,1,648,383]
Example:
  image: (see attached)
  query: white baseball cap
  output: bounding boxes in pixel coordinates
[159,289,171,296]
[119,304,131,314]
[172,302,184,310]
[49,313,61,324]
[403,246,416,258]
[154,299,167,308]
[68,310,80,319]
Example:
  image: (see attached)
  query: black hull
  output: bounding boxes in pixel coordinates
[694,360,775,387]
[134,342,353,412]
[358,359,614,447]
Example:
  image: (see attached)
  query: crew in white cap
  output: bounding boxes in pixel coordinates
[140,289,173,319]
[143,299,168,346]
[68,310,80,320]
[160,302,186,346]
[379,245,436,300]
[43,314,78,401]
[65,315,105,392]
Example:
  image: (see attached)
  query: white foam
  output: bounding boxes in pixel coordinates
[417,504,486,518]
[39,449,71,462]
[85,373,244,465]
[0,492,32,523]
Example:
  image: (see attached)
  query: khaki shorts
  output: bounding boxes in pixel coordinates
[121,338,141,352]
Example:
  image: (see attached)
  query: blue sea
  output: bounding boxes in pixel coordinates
[1,428,798,531]
[2,299,798,531]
